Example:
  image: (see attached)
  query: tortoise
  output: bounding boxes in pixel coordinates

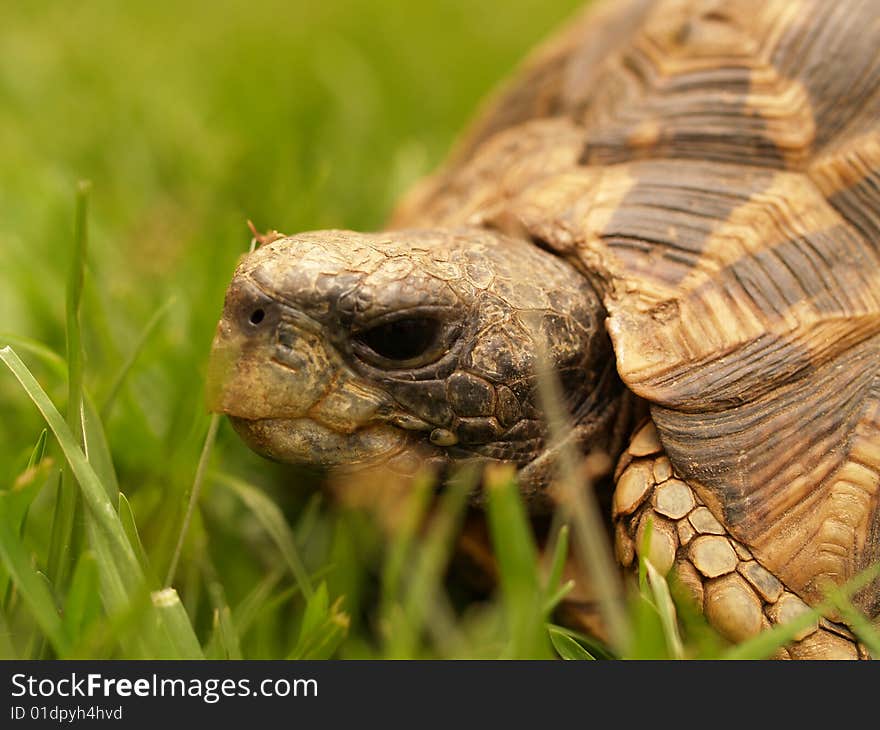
[207,0,880,659]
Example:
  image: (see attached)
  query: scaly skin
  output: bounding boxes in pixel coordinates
[615,421,869,659]
[207,227,632,506]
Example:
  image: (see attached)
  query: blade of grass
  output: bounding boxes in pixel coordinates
[165,414,220,587]
[0,346,203,658]
[119,493,151,576]
[48,181,92,593]
[288,582,349,660]
[404,469,472,633]
[66,180,91,441]
[295,581,329,647]
[46,471,80,594]
[532,343,631,654]
[626,534,677,660]
[293,492,323,546]
[198,548,243,660]
[484,464,550,659]
[645,560,684,659]
[100,296,176,419]
[824,594,880,658]
[485,465,539,592]
[821,567,880,658]
[28,570,56,659]
[544,523,569,597]
[206,581,243,660]
[386,470,471,658]
[543,580,575,615]
[380,470,433,604]
[149,587,205,659]
[546,623,616,660]
[548,625,596,660]
[212,470,313,599]
[1,448,55,611]
[637,516,653,595]
[83,394,120,502]
[0,610,16,659]
[241,584,299,650]
[231,568,283,638]
[0,500,71,654]
[721,608,822,660]
[26,429,48,471]
[6,433,52,534]
[67,587,155,659]
[61,550,100,645]
[542,525,575,614]
[1,347,137,569]
[80,518,151,658]
[0,335,66,378]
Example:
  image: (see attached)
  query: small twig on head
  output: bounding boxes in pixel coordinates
[247,220,286,252]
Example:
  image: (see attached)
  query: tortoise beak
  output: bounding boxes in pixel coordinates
[204,276,333,422]
[204,318,239,415]
[205,264,410,466]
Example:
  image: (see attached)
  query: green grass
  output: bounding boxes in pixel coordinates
[0,0,876,660]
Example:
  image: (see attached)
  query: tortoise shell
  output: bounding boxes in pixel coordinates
[391,0,880,617]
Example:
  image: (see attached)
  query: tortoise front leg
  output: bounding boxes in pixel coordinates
[612,421,869,660]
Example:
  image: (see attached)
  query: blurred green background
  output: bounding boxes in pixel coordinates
[1,0,582,453]
[0,0,588,658]
[1,0,585,465]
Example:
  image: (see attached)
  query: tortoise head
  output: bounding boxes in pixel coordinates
[207,227,624,499]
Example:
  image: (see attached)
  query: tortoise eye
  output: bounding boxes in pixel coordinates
[354,316,443,367]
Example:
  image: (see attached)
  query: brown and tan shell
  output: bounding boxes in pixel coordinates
[392,0,880,618]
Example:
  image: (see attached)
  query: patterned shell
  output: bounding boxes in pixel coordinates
[391,0,880,617]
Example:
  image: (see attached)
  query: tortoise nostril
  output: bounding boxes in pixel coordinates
[249,308,266,326]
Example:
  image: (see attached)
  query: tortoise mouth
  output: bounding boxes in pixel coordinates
[229,416,410,467]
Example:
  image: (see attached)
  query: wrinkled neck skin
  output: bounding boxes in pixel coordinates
[207,227,635,509]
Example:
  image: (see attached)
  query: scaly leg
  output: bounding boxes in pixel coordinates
[613,420,869,660]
